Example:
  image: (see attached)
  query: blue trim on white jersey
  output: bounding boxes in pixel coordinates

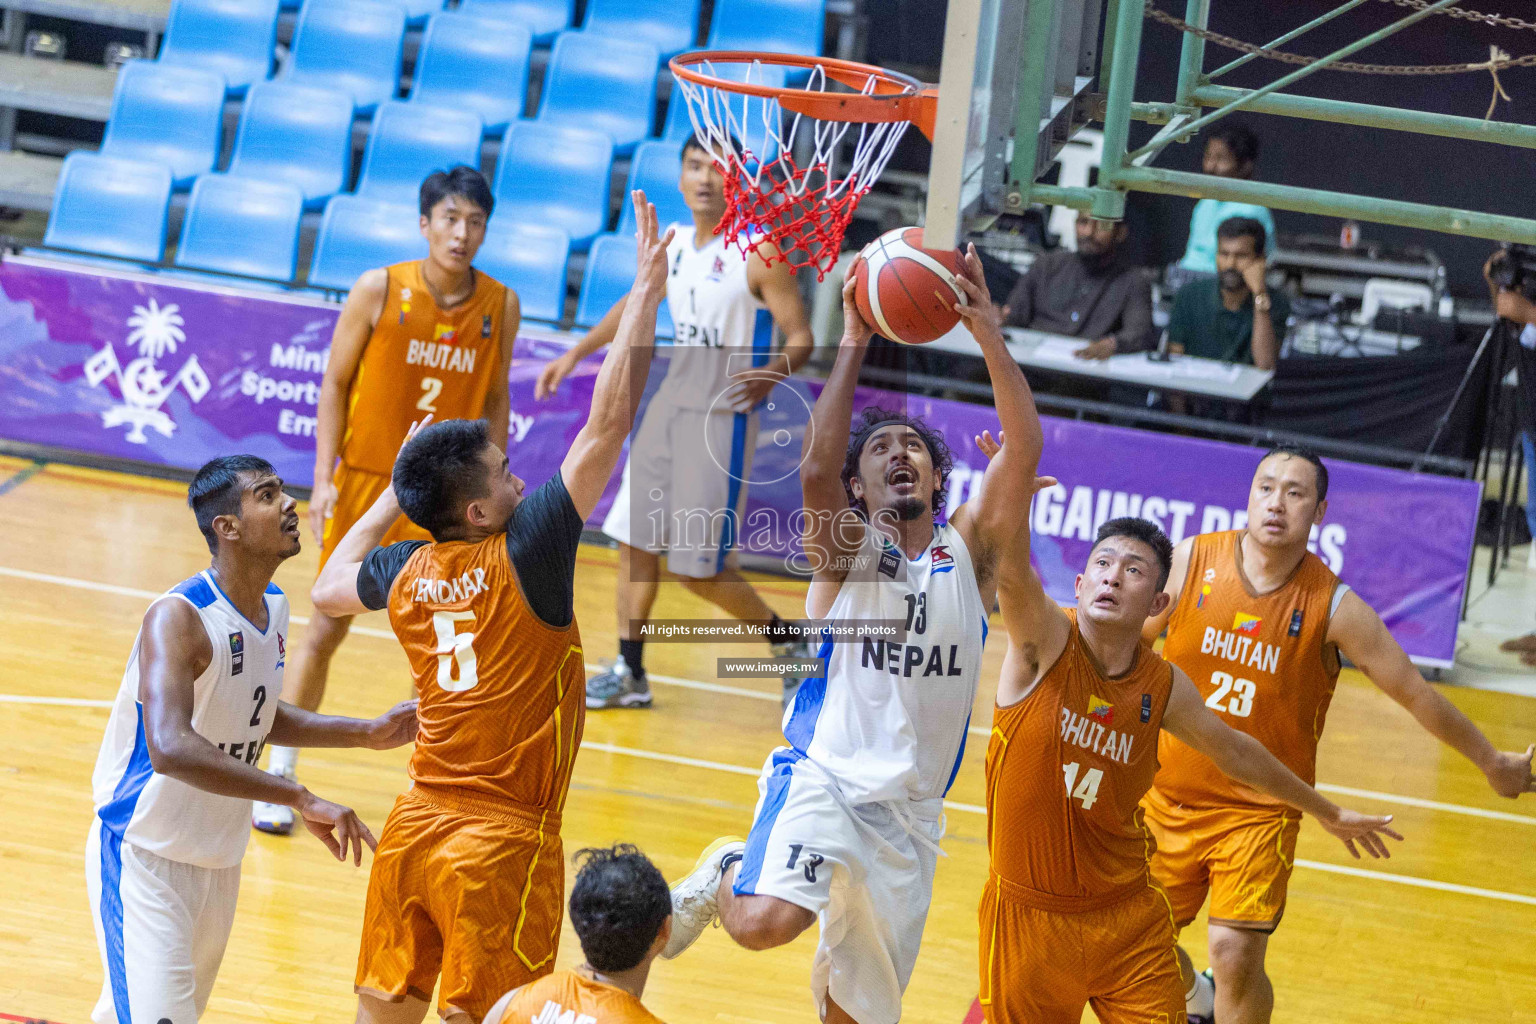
[205,570,271,636]
[943,710,972,796]
[734,749,800,894]
[171,575,217,609]
[783,630,834,753]
[750,308,772,368]
[99,704,155,838]
[265,582,283,596]
[97,704,153,1024]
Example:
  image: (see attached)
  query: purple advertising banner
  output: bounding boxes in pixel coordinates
[0,257,1479,665]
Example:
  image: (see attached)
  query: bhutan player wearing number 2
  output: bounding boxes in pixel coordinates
[311,191,674,1024]
[1141,445,1536,1024]
[970,428,1401,1024]
[254,167,519,835]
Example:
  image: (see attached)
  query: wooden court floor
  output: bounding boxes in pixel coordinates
[1,454,1533,1024]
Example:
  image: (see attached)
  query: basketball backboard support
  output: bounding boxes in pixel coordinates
[923,0,1104,248]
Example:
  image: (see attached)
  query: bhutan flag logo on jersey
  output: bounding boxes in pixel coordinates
[434,323,457,343]
[1087,694,1114,725]
[1233,612,1263,634]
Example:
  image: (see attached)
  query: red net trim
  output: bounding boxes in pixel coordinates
[716,153,870,281]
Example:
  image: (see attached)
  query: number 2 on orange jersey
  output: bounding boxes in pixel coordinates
[432,610,478,691]
[418,376,443,413]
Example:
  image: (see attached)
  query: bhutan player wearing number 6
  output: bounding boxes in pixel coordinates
[311,192,674,1024]
[255,167,518,835]
[1140,445,1536,1024]
[970,430,1402,1022]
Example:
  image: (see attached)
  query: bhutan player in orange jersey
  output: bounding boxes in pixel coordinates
[1141,445,1536,1024]
[309,192,674,1024]
[482,845,674,1024]
[970,426,1399,1024]
[255,167,518,835]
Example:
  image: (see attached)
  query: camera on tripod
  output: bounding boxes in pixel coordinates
[1488,243,1536,301]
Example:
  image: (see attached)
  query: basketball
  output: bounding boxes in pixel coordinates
[851,227,968,345]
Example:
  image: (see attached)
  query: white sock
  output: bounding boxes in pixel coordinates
[266,744,299,777]
[1186,969,1215,1016]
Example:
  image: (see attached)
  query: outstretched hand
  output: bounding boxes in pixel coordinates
[972,429,1057,494]
[946,244,1006,347]
[631,189,676,298]
[296,790,378,866]
[840,267,875,346]
[1484,743,1535,798]
[1319,808,1404,859]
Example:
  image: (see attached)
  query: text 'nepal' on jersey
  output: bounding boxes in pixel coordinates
[357,474,585,818]
[92,572,289,869]
[986,610,1174,911]
[786,521,988,806]
[1154,530,1343,813]
[656,223,773,413]
[340,261,507,476]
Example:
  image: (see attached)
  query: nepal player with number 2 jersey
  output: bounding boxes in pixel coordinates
[968,427,1402,1024]
[1141,445,1535,1024]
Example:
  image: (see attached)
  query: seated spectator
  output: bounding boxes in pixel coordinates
[1177,122,1277,273]
[1168,216,1288,370]
[1004,210,1155,359]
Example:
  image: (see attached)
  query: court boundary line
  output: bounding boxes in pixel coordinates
[0,460,43,498]
[9,690,1532,906]
[4,563,1534,830]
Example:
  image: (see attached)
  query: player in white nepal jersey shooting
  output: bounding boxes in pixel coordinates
[536,134,816,711]
[659,251,1045,1024]
[87,454,418,1024]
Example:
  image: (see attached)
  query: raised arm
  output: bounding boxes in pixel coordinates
[309,268,386,543]
[560,191,673,521]
[1332,590,1534,798]
[137,599,378,863]
[800,274,871,598]
[947,246,1045,608]
[1162,667,1404,858]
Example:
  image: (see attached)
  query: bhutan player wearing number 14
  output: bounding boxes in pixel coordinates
[254,167,519,834]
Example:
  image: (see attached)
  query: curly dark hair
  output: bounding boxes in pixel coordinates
[568,844,671,973]
[840,406,954,522]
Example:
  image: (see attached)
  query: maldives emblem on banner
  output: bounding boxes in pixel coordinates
[82,298,210,443]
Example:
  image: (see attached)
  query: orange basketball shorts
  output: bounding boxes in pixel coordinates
[1142,787,1300,932]
[354,785,564,1020]
[978,874,1183,1024]
[317,460,430,572]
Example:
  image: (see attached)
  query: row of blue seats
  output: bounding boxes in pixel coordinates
[99,45,781,248]
[44,150,685,333]
[160,0,823,97]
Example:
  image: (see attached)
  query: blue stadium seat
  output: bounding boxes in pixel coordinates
[493,122,613,251]
[395,0,443,25]
[157,0,279,93]
[582,0,698,59]
[44,152,173,263]
[706,0,824,56]
[309,195,429,291]
[410,13,531,135]
[99,61,225,187]
[615,139,688,236]
[175,174,304,280]
[226,81,354,209]
[278,0,405,113]
[660,62,785,165]
[459,0,572,45]
[475,222,570,324]
[355,101,484,204]
[575,232,674,337]
[536,31,658,155]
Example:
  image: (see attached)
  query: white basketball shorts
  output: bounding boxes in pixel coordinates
[85,821,241,1024]
[601,404,758,579]
[732,750,944,1024]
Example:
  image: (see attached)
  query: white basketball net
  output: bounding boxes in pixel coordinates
[673,58,914,280]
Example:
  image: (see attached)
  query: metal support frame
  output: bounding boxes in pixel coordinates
[1019,0,1536,247]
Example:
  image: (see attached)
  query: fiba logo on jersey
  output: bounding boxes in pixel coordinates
[82,299,210,444]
